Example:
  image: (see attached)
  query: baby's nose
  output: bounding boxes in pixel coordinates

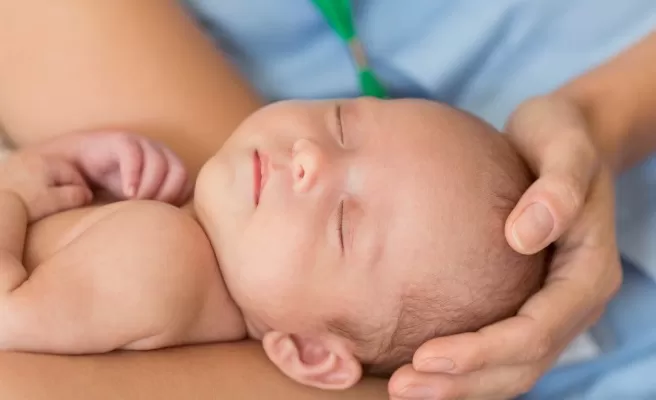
[291,138,325,193]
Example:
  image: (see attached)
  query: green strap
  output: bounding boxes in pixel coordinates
[312,0,355,41]
[310,0,388,98]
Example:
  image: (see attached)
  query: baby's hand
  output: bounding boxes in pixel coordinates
[36,131,192,205]
[0,153,93,221]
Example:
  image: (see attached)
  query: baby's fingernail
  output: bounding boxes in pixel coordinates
[418,357,455,372]
[398,385,434,399]
[512,202,553,251]
[125,184,136,198]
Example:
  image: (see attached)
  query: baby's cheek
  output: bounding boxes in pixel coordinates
[236,239,301,289]
[235,262,300,320]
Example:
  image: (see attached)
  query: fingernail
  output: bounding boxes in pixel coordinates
[398,385,434,399]
[418,357,455,373]
[512,202,553,251]
[125,184,136,198]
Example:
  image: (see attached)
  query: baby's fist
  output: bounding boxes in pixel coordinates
[38,132,192,205]
[0,153,92,221]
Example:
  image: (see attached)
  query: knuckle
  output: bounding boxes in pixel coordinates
[112,132,139,151]
[514,369,541,395]
[434,379,462,400]
[592,256,623,304]
[552,176,585,218]
[63,188,87,205]
[608,260,623,296]
[109,131,133,142]
[458,336,487,372]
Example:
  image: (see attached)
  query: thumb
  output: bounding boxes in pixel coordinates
[504,95,598,254]
[35,185,93,219]
[505,173,588,254]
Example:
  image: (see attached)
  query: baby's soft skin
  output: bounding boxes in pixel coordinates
[0,97,543,391]
[0,132,246,353]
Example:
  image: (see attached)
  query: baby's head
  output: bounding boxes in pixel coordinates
[195,98,546,389]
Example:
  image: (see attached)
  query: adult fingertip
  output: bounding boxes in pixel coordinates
[387,365,414,394]
[415,357,455,373]
[509,202,554,254]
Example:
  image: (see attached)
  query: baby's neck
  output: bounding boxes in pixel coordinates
[181,199,197,218]
[186,200,267,340]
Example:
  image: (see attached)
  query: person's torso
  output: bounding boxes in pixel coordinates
[186,0,656,127]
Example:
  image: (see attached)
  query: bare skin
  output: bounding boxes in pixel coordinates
[0,137,389,400]
[0,342,386,400]
[0,1,387,398]
[0,0,653,397]
[0,0,260,178]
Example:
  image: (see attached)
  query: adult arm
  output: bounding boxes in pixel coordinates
[0,0,260,178]
[558,31,656,172]
[0,342,387,400]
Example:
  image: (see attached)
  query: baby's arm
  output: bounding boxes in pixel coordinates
[0,150,94,296]
[0,137,244,353]
[0,152,91,350]
[0,202,245,359]
[1,199,245,354]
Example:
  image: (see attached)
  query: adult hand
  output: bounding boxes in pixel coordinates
[389,95,622,400]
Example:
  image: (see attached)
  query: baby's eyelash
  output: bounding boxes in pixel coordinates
[337,200,345,251]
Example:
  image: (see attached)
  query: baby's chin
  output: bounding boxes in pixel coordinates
[192,164,214,222]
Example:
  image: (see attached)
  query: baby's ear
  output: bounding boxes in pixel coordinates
[262,331,361,390]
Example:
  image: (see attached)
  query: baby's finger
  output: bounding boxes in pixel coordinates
[48,159,87,188]
[134,138,168,200]
[36,185,93,218]
[114,136,144,198]
[154,145,189,204]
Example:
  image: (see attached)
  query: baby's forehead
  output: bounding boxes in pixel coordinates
[360,99,509,276]
[367,99,495,140]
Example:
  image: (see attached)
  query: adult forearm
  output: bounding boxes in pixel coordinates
[0,342,387,400]
[557,32,656,172]
[0,0,261,178]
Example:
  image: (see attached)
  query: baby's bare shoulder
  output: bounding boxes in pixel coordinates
[27,200,213,269]
[15,201,231,351]
[75,200,217,275]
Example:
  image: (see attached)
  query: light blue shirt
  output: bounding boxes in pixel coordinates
[187,0,654,128]
[186,1,656,398]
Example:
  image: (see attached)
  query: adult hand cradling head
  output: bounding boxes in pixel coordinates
[390,95,622,400]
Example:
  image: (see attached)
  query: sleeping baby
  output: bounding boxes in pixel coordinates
[0,97,546,389]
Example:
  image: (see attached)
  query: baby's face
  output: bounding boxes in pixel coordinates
[195,98,500,341]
